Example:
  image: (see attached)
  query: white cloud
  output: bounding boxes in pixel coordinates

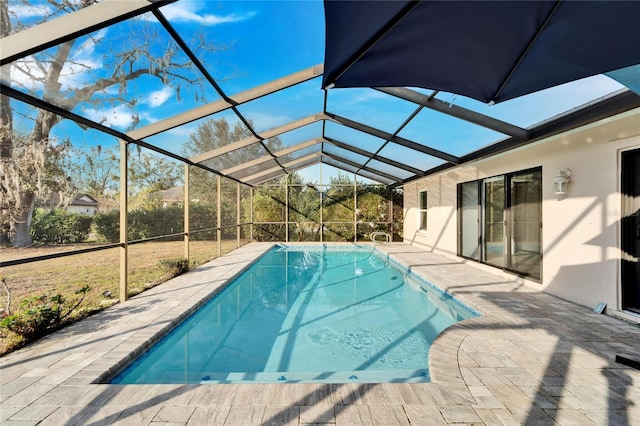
[166,123,198,137]
[246,112,291,131]
[352,91,388,104]
[329,88,390,107]
[9,3,53,20]
[156,2,256,26]
[562,74,624,96]
[74,28,108,58]
[8,55,101,93]
[84,104,148,130]
[7,26,106,92]
[7,57,44,91]
[146,87,174,107]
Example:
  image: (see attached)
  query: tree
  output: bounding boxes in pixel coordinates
[67,144,119,211]
[183,117,282,200]
[67,145,181,214]
[249,173,307,241]
[0,132,75,246]
[324,173,356,222]
[182,117,283,238]
[1,0,213,247]
[128,149,181,197]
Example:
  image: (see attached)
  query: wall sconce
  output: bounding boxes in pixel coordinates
[553,169,571,195]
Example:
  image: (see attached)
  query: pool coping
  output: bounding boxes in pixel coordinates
[1,242,639,425]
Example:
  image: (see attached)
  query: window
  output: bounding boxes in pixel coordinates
[418,190,427,231]
[458,168,541,280]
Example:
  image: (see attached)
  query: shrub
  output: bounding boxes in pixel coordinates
[188,203,216,240]
[95,206,186,242]
[0,284,91,341]
[94,210,120,242]
[31,208,93,244]
[130,206,183,240]
[157,257,189,279]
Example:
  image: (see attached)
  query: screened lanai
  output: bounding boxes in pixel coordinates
[2,0,640,306]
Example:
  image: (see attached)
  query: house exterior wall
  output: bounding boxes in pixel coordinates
[403,109,640,314]
[67,205,98,216]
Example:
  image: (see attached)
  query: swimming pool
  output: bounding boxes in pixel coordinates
[111,245,478,384]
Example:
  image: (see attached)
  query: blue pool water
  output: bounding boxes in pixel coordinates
[111,245,478,384]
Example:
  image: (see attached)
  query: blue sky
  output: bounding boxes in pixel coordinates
[7,0,628,185]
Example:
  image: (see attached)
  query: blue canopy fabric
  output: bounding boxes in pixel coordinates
[322,0,640,104]
[606,64,640,96]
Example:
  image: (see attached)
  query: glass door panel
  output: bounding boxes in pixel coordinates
[460,182,480,259]
[621,148,640,312]
[483,176,505,267]
[509,170,542,279]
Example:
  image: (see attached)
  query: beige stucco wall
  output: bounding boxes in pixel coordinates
[67,205,97,216]
[404,109,640,313]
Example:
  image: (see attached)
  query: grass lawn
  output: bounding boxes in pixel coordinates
[0,239,247,355]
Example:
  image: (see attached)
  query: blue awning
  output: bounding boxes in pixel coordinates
[323,0,640,103]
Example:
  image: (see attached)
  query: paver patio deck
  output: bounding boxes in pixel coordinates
[1,242,638,425]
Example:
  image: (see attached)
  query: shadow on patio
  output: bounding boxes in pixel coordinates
[1,243,639,425]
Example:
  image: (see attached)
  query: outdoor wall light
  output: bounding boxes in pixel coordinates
[553,169,571,195]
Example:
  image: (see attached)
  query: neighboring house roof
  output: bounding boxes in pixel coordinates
[38,193,98,209]
[70,194,99,207]
[156,187,184,203]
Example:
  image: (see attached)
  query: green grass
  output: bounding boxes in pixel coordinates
[0,239,247,355]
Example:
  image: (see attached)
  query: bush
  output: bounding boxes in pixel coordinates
[93,200,245,243]
[0,284,91,341]
[157,257,189,279]
[31,208,92,244]
[131,205,183,240]
[94,210,119,242]
[95,204,227,242]
[188,203,216,240]
[95,206,184,242]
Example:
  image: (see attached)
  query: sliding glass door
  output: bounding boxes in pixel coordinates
[621,148,640,313]
[509,169,542,278]
[458,167,541,280]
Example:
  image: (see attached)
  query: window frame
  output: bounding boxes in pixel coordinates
[418,189,428,231]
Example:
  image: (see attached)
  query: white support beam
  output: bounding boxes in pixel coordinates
[247,157,322,186]
[324,152,400,183]
[183,163,190,261]
[217,175,222,257]
[1,0,174,65]
[128,65,324,141]
[325,112,460,164]
[324,136,423,175]
[275,138,323,157]
[236,182,241,247]
[118,139,129,303]
[282,152,323,170]
[246,170,288,186]
[191,135,261,164]
[222,155,276,177]
[220,138,323,176]
[286,157,322,175]
[190,114,329,164]
[242,152,322,184]
[242,165,283,184]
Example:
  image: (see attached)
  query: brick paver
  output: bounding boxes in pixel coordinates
[1,243,638,425]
